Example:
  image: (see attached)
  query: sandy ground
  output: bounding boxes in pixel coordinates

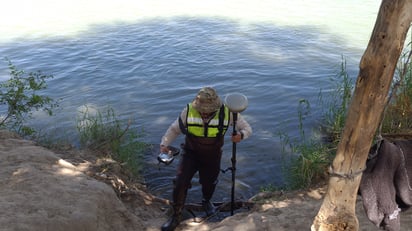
[1,129,412,231]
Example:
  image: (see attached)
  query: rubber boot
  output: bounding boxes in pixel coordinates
[202,180,217,216]
[202,199,216,216]
[161,208,182,231]
[162,179,187,231]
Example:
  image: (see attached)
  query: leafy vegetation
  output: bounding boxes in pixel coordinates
[0,59,59,136]
[0,59,147,179]
[318,58,354,143]
[279,100,336,190]
[381,39,412,134]
[279,38,412,190]
[76,105,148,177]
[277,58,353,190]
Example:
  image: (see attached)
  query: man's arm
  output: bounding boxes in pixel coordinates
[231,113,252,143]
[160,107,187,152]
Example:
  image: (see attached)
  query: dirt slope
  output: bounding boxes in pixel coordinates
[1,130,411,231]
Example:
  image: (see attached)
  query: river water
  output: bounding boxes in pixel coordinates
[0,0,382,202]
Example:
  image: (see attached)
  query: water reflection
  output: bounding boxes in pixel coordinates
[0,13,373,201]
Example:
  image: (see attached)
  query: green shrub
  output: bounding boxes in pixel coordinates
[279,99,334,190]
[318,57,354,143]
[0,59,59,136]
[76,105,148,176]
[381,40,412,134]
[277,40,412,191]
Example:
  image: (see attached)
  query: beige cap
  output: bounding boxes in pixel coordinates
[191,87,222,113]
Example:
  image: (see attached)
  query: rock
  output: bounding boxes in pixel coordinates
[0,130,142,231]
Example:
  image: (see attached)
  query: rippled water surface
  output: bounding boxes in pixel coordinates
[0,0,382,202]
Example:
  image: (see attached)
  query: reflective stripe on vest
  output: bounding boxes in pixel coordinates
[186,103,229,137]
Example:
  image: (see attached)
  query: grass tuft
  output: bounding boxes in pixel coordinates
[76,105,148,177]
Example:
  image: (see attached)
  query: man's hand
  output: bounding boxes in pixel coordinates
[231,133,242,143]
[160,145,170,153]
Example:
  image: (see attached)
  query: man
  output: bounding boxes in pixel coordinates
[160,86,252,231]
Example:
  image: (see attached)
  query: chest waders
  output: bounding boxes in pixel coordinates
[161,105,229,231]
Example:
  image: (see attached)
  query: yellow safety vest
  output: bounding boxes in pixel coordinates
[185,103,230,137]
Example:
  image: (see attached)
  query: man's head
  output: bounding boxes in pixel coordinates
[192,87,222,114]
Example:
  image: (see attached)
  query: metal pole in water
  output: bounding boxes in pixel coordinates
[224,93,248,216]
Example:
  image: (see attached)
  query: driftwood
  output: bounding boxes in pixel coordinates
[312,0,412,230]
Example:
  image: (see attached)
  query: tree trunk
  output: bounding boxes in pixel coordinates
[312,0,412,230]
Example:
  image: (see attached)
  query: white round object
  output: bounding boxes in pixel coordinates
[224,93,248,113]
